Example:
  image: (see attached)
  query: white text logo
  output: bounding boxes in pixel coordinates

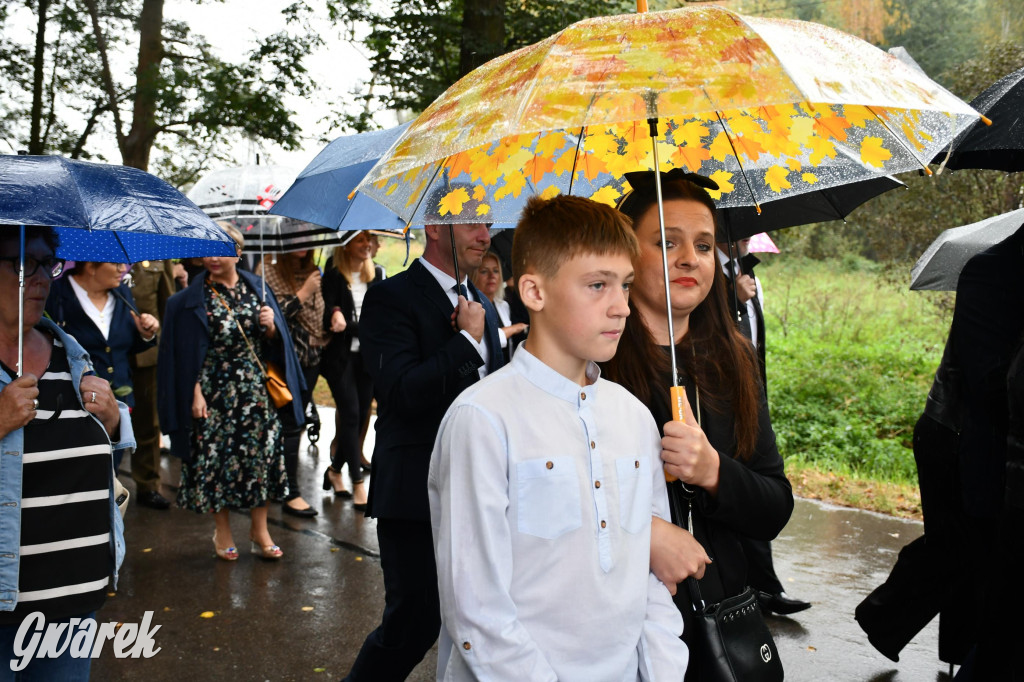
[10,611,161,671]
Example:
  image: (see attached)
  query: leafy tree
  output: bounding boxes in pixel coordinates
[1,0,322,173]
[330,0,631,122]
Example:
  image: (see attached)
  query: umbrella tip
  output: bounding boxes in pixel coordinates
[636,0,648,12]
[923,167,934,176]
[347,189,357,200]
[981,115,993,126]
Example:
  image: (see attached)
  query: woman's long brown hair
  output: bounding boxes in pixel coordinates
[603,177,761,460]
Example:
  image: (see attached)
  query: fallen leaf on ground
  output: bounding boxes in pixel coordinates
[200,611,215,619]
[301,606,314,612]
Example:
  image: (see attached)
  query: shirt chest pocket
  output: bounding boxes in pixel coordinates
[515,456,582,540]
[616,456,651,535]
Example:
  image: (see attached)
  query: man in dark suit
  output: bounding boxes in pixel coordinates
[717,239,811,617]
[343,214,505,681]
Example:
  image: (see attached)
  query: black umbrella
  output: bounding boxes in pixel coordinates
[937,66,1022,172]
[716,175,905,241]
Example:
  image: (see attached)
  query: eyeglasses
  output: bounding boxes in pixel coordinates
[0,255,65,279]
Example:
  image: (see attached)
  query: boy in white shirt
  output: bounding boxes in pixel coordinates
[428,195,688,681]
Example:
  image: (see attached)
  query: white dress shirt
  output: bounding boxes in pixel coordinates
[716,248,764,349]
[428,348,688,682]
[68,274,114,340]
[349,271,368,353]
[418,256,491,378]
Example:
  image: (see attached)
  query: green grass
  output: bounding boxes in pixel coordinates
[761,256,952,485]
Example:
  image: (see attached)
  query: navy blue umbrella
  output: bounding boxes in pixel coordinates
[269,123,409,231]
[0,155,237,262]
[0,154,237,373]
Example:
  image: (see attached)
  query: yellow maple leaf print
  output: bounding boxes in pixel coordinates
[446,153,473,180]
[808,136,837,165]
[437,187,471,216]
[494,170,527,201]
[674,121,710,148]
[524,155,556,185]
[589,185,622,207]
[843,105,874,128]
[764,165,791,193]
[473,185,486,201]
[539,185,561,200]
[671,145,711,173]
[708,132,735,163]
[801,172,819,184]
[707,170,735,200]
[860,137,891,168]
[535,132,567,158]
[788,117,815,146]
[476,203,491,216]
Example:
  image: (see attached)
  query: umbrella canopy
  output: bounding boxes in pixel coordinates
[746,232,779,254]
[717,174,904,240]
[910,208,1024,291]
[938,66,1024,172]
[187,164,298,219]
[0,154,237,262]
[270,124,409,231]
[357,6,978,226]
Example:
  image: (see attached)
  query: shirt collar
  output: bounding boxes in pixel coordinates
[419,256,468,294]
[513,346,601,405]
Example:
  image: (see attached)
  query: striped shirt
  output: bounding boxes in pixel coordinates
[0,336,112,624]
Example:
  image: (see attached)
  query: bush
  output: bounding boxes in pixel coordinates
[762,257,950,485]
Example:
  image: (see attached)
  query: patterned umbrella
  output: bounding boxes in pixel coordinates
[356,6,978,227]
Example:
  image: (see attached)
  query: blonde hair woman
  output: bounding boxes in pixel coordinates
[320,231,377,509]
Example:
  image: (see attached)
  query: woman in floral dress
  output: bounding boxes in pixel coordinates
[158,224,306,561]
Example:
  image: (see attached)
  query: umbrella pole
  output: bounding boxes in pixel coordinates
[17,225,25,377]
[726,229,741,323]
[259,225,266,302]
[448,226,461,289]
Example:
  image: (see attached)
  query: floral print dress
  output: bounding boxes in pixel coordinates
[177,279,288,512]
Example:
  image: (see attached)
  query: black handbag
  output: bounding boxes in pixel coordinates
[686,578,784,682]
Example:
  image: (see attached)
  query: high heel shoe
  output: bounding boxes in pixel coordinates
[322,466,351,498]
[250,536,284,560]
[212,534,238,562]
[352,480,369,512]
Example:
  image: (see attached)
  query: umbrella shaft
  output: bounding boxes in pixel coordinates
[649,122,680,387]
[17,225,24,377]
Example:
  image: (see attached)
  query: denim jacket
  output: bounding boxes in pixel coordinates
[0,317,133,611]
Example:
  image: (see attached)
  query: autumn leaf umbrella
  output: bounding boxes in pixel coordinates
[357,5,980,401]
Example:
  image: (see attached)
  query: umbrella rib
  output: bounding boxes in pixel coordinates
[405,158,448,228]
[567,125,586,197]
[865,105,933,176]
[113,230,131,263]
[712,108,761,214]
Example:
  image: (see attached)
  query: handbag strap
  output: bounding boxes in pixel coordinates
[210,285,268,379]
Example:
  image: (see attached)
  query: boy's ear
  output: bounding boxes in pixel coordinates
[519,272,545,313]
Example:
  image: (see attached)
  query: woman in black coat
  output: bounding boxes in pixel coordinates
[602,170,793,681]
[320,231,379,509]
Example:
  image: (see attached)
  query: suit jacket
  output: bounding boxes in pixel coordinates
[45,276,153,408]
[723,255,767,392]
[156,270,306,462]
[359,258,504,521]
[320,265,380,378]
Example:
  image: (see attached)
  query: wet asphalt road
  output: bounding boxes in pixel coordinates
[88,407,953,682]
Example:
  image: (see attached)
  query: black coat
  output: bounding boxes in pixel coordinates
[645,359,792,618]
[156,270,306,462]
[359,259,504,522]
[319,265,380,379]
[45,277,153,407]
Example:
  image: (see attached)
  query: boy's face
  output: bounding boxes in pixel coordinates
[631,198,716,321]
[529,251,633,365]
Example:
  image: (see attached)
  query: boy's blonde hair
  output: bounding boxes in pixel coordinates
[511,195,639,282]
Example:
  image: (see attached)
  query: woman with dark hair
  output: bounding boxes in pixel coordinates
[45,260,160,473]
[158,223,304,561]
[0,225,132,679]
[320,231,378,509]
[261,249,329,518]
[602,170,794,679]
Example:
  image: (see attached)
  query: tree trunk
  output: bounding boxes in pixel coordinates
[121,0,164,170]
[459,0,505,78]
[29,0,52,155]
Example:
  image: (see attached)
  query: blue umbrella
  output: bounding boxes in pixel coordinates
[0,155,237,262]
[0,154,237,373]
[269,123,409,231]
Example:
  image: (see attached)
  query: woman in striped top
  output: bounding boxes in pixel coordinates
[0,225,133,680]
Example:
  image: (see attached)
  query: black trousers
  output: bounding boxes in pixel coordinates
[328,351,373,484]
[739,537,784,594]
[343,519,441,681]
[277,364,319,500]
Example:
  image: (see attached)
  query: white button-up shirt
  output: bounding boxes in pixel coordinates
[429,348,688,681]
[418,256,491,379]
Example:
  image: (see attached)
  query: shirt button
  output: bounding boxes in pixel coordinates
[600,520,607,529]
[594,481,601,489]
[590,441,595,449]
[105,346,111,353]
[635,460,640,469]
[107,366,114,374]
[545,461,553,470]
[580,392,587,400]
[463,641,472,651]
